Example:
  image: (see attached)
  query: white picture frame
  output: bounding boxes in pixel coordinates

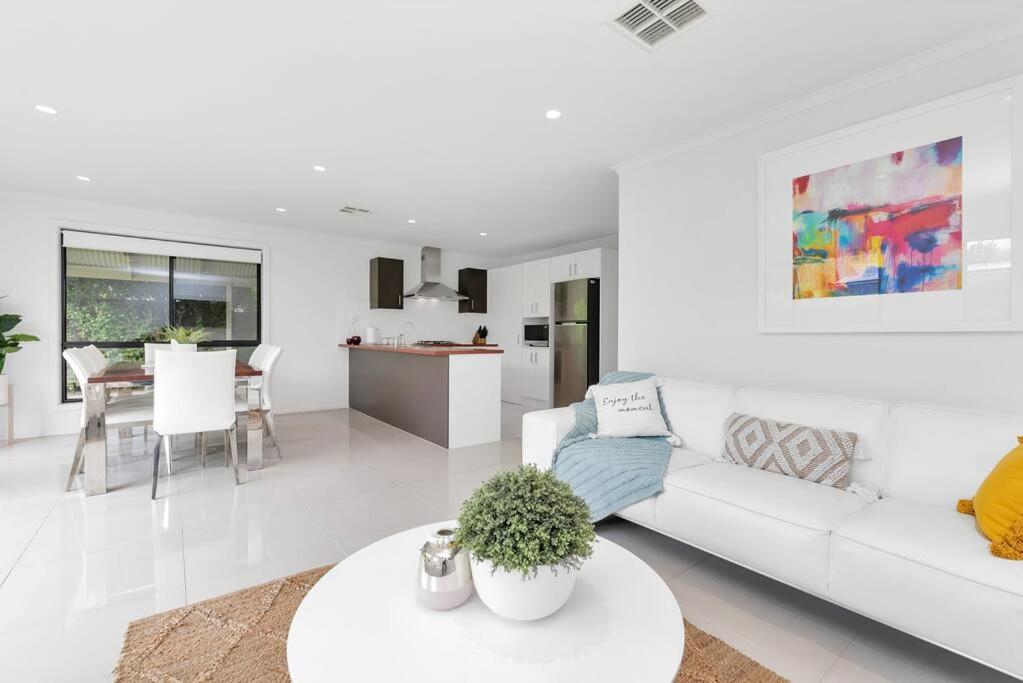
[758,76,1021,333]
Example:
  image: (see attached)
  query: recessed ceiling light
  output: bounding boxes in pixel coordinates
[407,219,417,224]
[545,110,562,120]
[275,207,287,212]
[35,105,58,115]
[75,175,92,182]
[479,232,488,236]
[312,165,326,172]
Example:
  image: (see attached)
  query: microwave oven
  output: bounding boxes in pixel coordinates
[523,323,549,346]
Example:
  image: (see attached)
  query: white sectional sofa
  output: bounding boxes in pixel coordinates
[522,379,1023,678]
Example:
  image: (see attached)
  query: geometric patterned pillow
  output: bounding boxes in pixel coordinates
[722,412,858,489]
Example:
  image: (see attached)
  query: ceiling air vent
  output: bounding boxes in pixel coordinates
[338,205,372,215]
[615,4,654,32]
[637,20,673,46]
[666,1,706,29]
[612,0,707,49]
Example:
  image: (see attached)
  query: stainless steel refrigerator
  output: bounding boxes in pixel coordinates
[553,278,600,407]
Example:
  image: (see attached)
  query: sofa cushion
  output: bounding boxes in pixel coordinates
[833,498,1023,598]
[885,404,1023,507]
[733,389,886,491]
[616,448,713,526]
[663,462,868,532]
[590,378,675,440]
[722,412,856,488]
[830,498,1023,676]
[968,436,1023,559]
[658,379,734,455]
[654,462,866,595]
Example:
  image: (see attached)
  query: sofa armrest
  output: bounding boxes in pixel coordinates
[522,407,576,471]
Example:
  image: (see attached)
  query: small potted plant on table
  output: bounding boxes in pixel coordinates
[455,465,595,621]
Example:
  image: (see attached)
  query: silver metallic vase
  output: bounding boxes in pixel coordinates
[418,528,474,610]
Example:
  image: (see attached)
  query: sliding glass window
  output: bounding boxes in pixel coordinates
[61,234,261,401]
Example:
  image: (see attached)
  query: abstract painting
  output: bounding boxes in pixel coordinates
[792,137,963,299]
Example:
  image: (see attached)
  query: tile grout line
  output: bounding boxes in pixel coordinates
[817,636,858,682]
[0,498,60,590]
[287,474,352,558]
[179,500,189,604]
[816,609,871,682]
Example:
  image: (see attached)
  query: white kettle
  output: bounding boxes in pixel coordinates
[365,324,380,344]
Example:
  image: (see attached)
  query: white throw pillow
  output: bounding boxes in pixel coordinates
[589,378,674,440]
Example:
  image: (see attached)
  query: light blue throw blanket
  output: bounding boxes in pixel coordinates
[552,371,675,522]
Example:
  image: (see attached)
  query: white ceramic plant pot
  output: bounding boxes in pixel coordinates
[470,555,577,621]
[0,375,8,407]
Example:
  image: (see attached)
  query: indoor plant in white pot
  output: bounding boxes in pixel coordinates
[455,465,595,621]
[0,304,40,405]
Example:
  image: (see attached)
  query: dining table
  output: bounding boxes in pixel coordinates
[83,360,265,496]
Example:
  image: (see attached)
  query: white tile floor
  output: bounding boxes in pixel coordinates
[0,406,1013,682]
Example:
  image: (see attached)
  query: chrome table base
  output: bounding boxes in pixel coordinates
[81,376,267,496]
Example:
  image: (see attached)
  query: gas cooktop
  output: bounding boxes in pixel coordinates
[415,340,456,346]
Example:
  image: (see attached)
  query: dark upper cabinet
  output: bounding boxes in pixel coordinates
[370,257,404,309]
[458,267,487,314]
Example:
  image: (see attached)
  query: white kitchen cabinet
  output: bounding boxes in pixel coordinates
[550,249,602,283]
[521,258,550,317]
[573,249,602,279]
[488,264,523,403]
[521,347,551,402]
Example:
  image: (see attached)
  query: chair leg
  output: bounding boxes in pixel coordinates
[152,437,162,500]
[226,427,241,486]
[200,432,208,468]
[163,435,173,476]
[264,411,282,458]
[65,429,87,492]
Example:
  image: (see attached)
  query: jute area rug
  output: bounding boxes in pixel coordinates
[115,565,786,682]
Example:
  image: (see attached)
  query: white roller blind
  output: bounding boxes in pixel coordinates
[61,230,262,264]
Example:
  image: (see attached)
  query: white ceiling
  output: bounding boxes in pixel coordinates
[2,0,1022,257]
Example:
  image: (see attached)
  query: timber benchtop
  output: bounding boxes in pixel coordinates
[338,343,503,356]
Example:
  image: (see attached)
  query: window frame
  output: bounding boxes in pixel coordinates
[60,246,262,403]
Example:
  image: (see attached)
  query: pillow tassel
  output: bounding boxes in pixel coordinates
[956,498,975,516]
[990,516,1023,560]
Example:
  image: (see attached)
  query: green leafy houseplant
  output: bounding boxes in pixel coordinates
[0,309,40,375]
[455,465,595,577]
[157,325,210,343]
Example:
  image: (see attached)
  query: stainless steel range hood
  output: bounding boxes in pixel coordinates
[403,246,468,301]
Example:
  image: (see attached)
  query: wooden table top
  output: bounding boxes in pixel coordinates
[87,360,262,384]
[339,343,503,356]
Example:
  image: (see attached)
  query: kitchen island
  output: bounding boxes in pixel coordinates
[340,343,502,448]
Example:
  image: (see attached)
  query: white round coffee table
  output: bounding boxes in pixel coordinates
[288,521,684,682]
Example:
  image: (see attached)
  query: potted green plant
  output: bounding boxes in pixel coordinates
[455,465,595,621]
[157,325,210,343]
[0,304,40,405]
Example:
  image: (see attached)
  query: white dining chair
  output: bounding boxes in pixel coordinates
[235,344,283,459]
[247,344,270,370]
[152,348,240,499]
[62,348,154,492]
[80,345,108,374]
[144,342,169,366]
[169,340,198,352]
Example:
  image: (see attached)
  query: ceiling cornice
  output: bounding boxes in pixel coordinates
[610,19,1023,174]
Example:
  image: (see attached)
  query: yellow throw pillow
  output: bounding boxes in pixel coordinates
[958,436,1023,560]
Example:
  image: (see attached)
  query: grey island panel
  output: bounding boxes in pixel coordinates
[348,350,450,448]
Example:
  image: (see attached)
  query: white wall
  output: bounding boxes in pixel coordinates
[0,191,494,438]
[617,37,1023,415]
